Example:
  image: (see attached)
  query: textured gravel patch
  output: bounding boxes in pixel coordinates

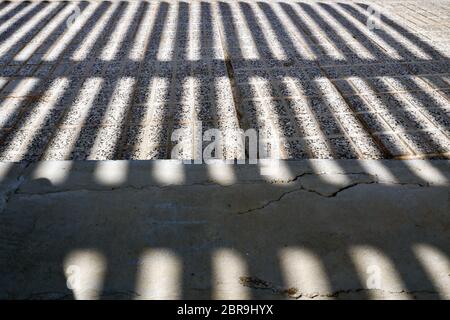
[0,0,448,161]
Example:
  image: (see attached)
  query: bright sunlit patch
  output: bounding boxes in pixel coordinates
[135,249,181,299]
[212,248,250,299]
[279,247,331,297]
[259,158,291,181]
[94,161,128,186]
[156,2,178,61]
[128,2,155,61]
[207,161,236,185]
[359,160,397,183]
[413,244,450,299]
[64,249,107,300]
[308,160,350,185]
[349,245,408,299]
[402,160,448,186]
[152,160,185,185]
[32,161,73,185]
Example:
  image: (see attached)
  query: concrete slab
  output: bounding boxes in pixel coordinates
[0,159,449,299]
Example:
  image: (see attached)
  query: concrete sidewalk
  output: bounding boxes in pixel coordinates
[0,159,449,299]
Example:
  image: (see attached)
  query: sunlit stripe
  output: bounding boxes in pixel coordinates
[186,0,200,61]
[32,160,73,185]
[140,76,170,156]
[413,244,450,299]
[94,160,129,186]
[0,100,25,128]
[100,1,140,61]
[207,162,237,185]
[152,160,185,185]
[227,1,260,60]
[135,249,182,299]
[156,2,179,61]
[0,77,8,91]
[211,1,225,59]
[279,247,331,297]
[212,248,250,299]
[402,160,448,185]
[64,249,107,300]
[349,245,409,299]
[0,77,40,97]
[358,160,397,183]
[309,160,351,185]
[128,1,156,61]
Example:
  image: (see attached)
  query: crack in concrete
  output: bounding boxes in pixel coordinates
[236,181,378,214]
[235,178,430,214]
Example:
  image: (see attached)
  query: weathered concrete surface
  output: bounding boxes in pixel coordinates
[0,159,449,299]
